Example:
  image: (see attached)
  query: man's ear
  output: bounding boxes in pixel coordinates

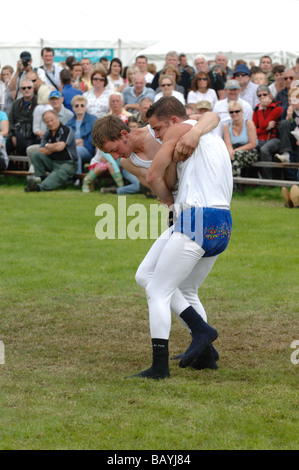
[170,115,181,125]
[120,129,129,138]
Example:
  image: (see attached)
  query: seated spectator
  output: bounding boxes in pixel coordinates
[135,97,153,127]
[213,79,253,136]
[275,85,299,173]
[100,165,140,195]
[193,54,225,99]
[253,85,283,179]
[0,108,9,169]
[151,51,191,98]
[60,69,83,112]
[122,73,155,114]
[223,101,258,177]
[211,64,227,83]
[155,64,185,96]
[214,52,233,80]
[66,95,97,174]
[1,65,14,115]
[6,79,38,156]
[27,89,73,162]
[275,68,297,111]
[196,100,212,114]
[107,58,126,93]
[154,75,185,105]
[109,92,132,124]
[0,107,9,141]
[70,62,89,93]
[84,68,111,118]
[0,134,8,170]
[187,71,218,111]
[127,116,140,129]
[25,110,77,192]
[233,64,259,110]
[268,65,285,99]
[26,70,53,104]
[82,149,124,193]
[251,71,268,86]
[124,65,139,88]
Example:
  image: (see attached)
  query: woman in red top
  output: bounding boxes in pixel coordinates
[253,85,283,178]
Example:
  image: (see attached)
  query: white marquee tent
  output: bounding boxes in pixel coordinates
[1,1,299,71]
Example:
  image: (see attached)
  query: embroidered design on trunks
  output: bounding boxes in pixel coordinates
[204,222,232,241]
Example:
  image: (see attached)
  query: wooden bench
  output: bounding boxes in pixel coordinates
[234,161,299,188]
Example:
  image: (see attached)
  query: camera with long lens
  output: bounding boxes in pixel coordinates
[22,59,29,68]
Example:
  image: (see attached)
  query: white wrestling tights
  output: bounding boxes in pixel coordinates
[135,228,218,339]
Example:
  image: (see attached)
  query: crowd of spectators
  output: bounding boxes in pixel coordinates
[0,47,298,195]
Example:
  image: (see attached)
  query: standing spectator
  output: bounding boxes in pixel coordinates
[274,69,297,111]
[9,52,35,100]
[187,71,218,111]
[25,110,77,192]
[107,58,126,92]
[66,95,97,174]
[60,69,82,113]
[1,65,14,115]
[122,73,155,114]
[151,51,191,98]
[37,47,63,90]
[259,56,275,85]
[6,79,38,156]
[135,55,154,85]
[233,64,259,110]
[268,65,285,99]
[84,68,111,118]
[193,54,225,99]
[253,85,283,179]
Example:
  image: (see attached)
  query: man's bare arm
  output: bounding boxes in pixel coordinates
[174,111,220,161]
[120,157,149,188]
[146,123,192,206]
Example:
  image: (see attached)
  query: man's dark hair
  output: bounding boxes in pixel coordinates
[60,69,72,85]
[146,96,188,121]
[41,47,54,56]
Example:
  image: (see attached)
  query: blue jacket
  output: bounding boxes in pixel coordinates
[66,112,97,155]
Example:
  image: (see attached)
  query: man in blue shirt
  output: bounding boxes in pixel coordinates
[122,73,155,114]
[60,69,82,112]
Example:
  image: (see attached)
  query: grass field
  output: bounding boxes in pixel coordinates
[0,178,298,450]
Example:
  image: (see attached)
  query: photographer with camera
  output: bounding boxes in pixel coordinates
[9,51,35,100]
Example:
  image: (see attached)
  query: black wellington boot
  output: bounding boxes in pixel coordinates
[127,339,170,380]
[179,307,218,368]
